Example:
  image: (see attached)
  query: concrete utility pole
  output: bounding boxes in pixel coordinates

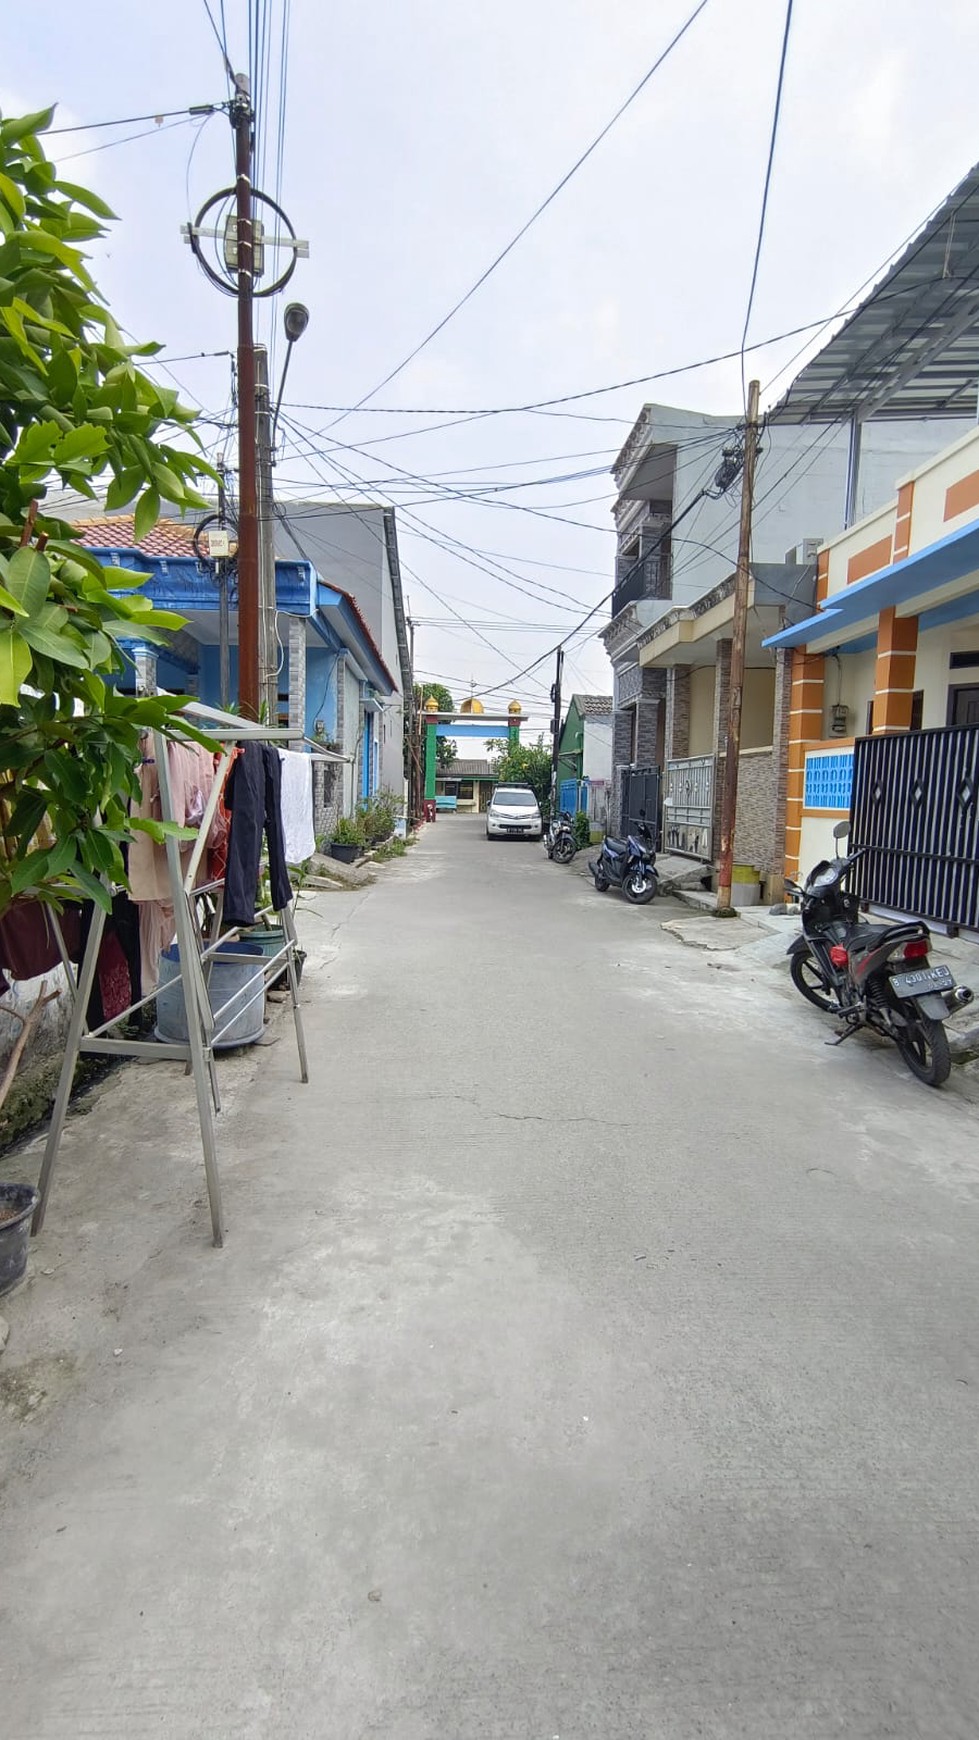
[232,74,260,720]
[255,346,278,724]
[716,377,761,913]
[550,645,565,809]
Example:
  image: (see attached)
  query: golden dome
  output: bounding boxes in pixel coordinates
[424,696,439,712]
[460,697,484,714]
[507,700,522,715]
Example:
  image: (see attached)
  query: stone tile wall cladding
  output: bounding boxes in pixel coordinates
[313,762,342,843]
[732,750,776,877]
[610,668,665,829]
[664,666,690,760]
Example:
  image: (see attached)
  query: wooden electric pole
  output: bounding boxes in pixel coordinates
[716,377,761,913]
[232,74,260,719]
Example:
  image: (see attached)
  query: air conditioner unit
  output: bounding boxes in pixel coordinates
[785,539,822,564]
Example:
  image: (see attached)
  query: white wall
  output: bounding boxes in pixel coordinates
[622,405,971,620]
[582,717,613,782]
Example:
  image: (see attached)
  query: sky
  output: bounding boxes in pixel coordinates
[4,0,979,731]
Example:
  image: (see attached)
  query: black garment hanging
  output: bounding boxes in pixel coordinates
[223,741,293,926]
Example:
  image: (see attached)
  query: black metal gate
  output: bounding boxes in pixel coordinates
[619,766,660,844]
[850,725,979,929]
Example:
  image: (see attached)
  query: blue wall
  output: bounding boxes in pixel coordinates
[198,643,240,708]
[301,646,339,741]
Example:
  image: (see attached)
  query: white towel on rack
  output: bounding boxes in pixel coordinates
[277,749,316,864]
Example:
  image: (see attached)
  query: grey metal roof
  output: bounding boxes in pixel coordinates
[771,160,979,424]
[440,760,494,778]
[570,693,613,717]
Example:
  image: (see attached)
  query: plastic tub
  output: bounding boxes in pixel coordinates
[155,941,266,1049]
[0,1182,39,1296]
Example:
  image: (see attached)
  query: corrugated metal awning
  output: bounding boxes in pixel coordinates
[770,161,979,425]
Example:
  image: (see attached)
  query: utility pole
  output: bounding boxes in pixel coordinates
[217,469,231,710]
[716,378,761,913]
[550,645,565,811]
[255,346,278,723]
[231,73,259,720]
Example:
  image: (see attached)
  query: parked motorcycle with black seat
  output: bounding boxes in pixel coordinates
[786,821,972,1087]
[544,811,576,865]
[589,816,658,904]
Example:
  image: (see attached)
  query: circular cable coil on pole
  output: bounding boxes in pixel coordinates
[185,187,303,299]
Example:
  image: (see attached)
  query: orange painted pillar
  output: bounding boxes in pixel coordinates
[872,607,918,733]
[784,650,825,881]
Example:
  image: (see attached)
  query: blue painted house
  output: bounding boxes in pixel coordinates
[77,513,405,822]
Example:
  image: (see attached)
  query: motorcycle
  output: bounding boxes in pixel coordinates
[588,815,658,904]
[786,821,973,1087]
[544,811,576,865]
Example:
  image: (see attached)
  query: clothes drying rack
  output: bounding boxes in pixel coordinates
[33,702,317,1248]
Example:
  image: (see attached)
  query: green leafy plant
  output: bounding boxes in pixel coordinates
[572,810,591,851]
[0,106,215,918]
[333,813,365,847]
[358,788,401,846]
[372,836,407,861]
[485,735,553,813]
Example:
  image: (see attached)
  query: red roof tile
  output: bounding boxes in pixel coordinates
[73,515,206,556]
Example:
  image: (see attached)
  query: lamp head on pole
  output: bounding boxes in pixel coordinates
[283,302,310,344]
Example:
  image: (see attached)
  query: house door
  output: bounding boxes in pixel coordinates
[948,685,979,727]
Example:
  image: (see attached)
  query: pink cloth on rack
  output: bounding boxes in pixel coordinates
[138,902,176,998]
[129,741,225,904]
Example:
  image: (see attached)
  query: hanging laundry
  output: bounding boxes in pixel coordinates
[0,900,81,996]
[277,749,317,864]
[223,741,293,926]
[130,739,224,993]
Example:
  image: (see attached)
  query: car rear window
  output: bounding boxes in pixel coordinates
[493,789,538,807]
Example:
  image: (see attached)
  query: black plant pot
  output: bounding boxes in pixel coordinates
[331,842,360,864]
[0,1183,39,1297]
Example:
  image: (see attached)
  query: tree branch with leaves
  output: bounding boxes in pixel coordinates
[0,106,215,920]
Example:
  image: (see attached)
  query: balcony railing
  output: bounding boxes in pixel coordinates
[611,551,664,620]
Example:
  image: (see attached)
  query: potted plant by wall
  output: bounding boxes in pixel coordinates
[331,815,365,864]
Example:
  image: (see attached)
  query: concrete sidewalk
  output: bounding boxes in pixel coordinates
[3,817,979,1738]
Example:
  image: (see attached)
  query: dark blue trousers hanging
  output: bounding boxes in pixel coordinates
[223,742,293,926]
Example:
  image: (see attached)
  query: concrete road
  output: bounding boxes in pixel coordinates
[2,815,979,1739]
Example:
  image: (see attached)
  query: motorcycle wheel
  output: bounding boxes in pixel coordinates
[789,948,837,1013]
[623,867,657,905]
[894,1012,951,1087]
[593,872,610,892]
[553,838,576,865]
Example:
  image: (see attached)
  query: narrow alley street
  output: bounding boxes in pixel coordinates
[3,815,979,1740]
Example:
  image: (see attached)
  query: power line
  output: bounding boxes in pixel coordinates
[284,314,842,429]
[47,105,217,135]
[57,114,205,164]
[276,416,604,611]
[201,0,236,88]
[326,0,713,433]
[741,0,795,404]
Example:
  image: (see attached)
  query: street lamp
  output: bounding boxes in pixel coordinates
[273,302,310,447]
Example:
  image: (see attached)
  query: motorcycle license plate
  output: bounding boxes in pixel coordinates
[890,964,954,997]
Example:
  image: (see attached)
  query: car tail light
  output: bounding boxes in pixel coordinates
[829,945,848,968]
[903,938,929,960]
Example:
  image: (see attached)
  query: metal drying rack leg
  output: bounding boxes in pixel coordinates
[32,901,108,1236]
[156,732,225,1246]
[281,899,309,1083]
